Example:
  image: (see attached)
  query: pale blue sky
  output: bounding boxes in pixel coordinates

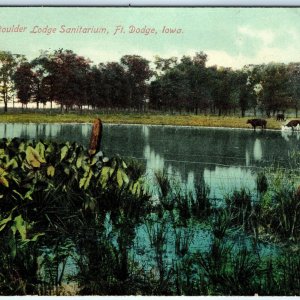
[0,7,299,68]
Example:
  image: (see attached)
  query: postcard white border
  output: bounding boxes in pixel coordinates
[0,3,299,300]
[0,0,300,6]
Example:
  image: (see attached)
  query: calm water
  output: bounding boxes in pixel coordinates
[2,122,286,273]
[1,122,300,198]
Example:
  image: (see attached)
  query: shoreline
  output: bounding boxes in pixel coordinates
[0,112,285,130]
[0,121,285,132]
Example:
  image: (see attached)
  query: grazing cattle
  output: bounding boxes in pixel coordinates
[247,119,267,130]
[285,120,300,130]
[276,113,285,121]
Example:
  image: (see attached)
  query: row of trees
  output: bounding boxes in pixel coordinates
[151,54,300,117]
[0,49,152,113]
[1,49,300,116]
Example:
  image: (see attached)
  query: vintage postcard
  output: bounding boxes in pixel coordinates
[0,6,299,296]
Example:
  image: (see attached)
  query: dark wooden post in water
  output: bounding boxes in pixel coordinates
[89,118,102,156]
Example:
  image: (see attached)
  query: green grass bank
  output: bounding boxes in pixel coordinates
[0,112,282,130]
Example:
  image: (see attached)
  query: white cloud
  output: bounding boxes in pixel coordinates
[205,45,300,70]
[238,26,275,46]
[61,27,300,71]
[77,47,162,65]
[81,46,300,70]
[205,26,300,69]
[206,50,248,69]
[255,45,300,64]
[77,47,209,69]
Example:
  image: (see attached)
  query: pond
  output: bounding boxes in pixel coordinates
[1,122,300,198]
[2,122,294,290]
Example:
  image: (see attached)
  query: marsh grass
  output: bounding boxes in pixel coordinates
[225,189,253,230]
[144,215,174,295]
[191,183,212,219]
[174,227,194,258]
[1,139,300,295]
[256,168,300,241]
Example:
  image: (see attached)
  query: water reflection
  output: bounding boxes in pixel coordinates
[144,144,165,172]
[245,149,250,166]
[204,166,256,198]
[281,129,300,142]
[253,138,262,161]
[1,123,299,197]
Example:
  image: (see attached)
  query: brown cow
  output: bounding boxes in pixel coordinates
[247,119,267,130]
[276,113,285,121]
[286,120,300,130]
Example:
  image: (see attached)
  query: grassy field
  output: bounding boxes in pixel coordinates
[0,112,283,130]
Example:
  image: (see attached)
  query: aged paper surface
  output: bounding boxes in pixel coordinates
[0,7,299,296]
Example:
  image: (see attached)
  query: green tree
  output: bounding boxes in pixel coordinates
[247,63,290,117]
[120,55,153,110]
[85,65,104,109]
[13,62,35,108]
[236,67,255,117]
[232,69,256,117]
[189,52,210,114]
[30,52,56,110]
[102,62,129,109]
[243,64,264,116]
[151,52,210,114]
[154,55,178,73]
[163,67,190,113]
[210,67,233,116]
[151,56,179,111]
[287,63,300,117]
[260,63,289,117]
[42,49,91,112]
[0,51,24,112]
[30,57,51,109]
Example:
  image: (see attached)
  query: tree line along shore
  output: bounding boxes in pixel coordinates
[1,49,300,119]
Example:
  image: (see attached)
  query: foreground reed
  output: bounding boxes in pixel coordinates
[0,138,299,295]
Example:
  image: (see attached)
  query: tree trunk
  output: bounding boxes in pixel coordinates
[89,118,103,156]
[3,92,8,113]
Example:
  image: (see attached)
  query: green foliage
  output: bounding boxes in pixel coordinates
[194,240,260,295]
[1,138,300,295]
[0,47,299,117]
[257,172,268,195]
[259,172,300,241]
[191,182,211,219]
[225,189,253,230]
[0,51,25,112]
[0,138,148,295]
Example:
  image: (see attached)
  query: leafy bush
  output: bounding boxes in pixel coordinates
[225,189,252,230]
[0,138,300,295]
[258,170,300,241]
[0,138,149,295]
